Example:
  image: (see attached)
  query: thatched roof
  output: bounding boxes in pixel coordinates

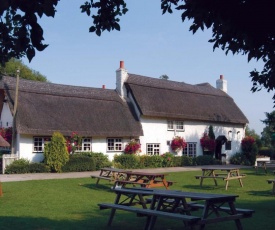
[126,74,248,125]
[0,135,10,147]
[0,76,143,137]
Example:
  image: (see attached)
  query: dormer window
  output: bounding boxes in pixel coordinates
[167,120,185,131]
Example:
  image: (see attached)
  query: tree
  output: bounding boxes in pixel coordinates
[245,126,262,148]
[44,131,69,172]
[0,0,127,64]
[0,58,47,81]
[261,111,275,147]
[1,1,275,103]
[159,74,169,80]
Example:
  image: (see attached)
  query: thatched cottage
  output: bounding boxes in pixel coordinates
[0,61,248,163]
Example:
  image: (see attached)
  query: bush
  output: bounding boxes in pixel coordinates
[172,156,183,167]
[195,155,220,165]
[80,152,112,170]
[44,131,69,172]
[140,155,163,168]
[113,154,140,169]
[28,163,50,173]
[229,153,251,165]
[5,158,30,174]
[161,152,174,167]
[181,156,193,166]
[62,154,96,172]
[5,159,50,174]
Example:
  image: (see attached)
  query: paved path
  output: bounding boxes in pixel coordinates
[0,165,251,182]
[0,166,203,182]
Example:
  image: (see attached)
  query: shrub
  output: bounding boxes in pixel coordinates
[195,155,220,165]
[79,152,112,170]
[5,159,50,174]
[229,153,251,165]
[113,154,140,169]
[241,136,258,165]
[141,155,163,168]
[28,163,50,173]
[181,156,193,166]
[44,131,69,172]
[5,158,30,174]
[161,152,174,167]
[172,156,183,167]
[62,154,96,172]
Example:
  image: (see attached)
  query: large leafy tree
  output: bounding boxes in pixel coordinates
[1,0,275,102]
[0,58,47,81]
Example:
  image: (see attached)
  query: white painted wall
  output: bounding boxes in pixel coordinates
[138,116,245,162]
[18,134,44,162]
[1,102,13,127]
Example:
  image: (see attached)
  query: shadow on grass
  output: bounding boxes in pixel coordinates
[81,183,116,193]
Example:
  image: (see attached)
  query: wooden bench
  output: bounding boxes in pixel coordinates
[91,175,113,181]
[267,179,275,195]
[223,174,246,181]
[195,175,226,179]
[188,203,254,217]
[98,203,201,229]
[114,180,149,188]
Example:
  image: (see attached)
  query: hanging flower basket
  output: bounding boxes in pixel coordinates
[200,132,215,155]
[170,136,187,152]
[124,139,141,154]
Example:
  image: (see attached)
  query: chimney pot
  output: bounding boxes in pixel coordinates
[120,61,124,69]
[220,75,224,79]
[102,85,105,89]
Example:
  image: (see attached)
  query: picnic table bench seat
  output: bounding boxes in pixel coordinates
[188,203,254,217]
[267,179,275,194]
[98,203,201,228]
[91,175,114,181]
[195,175,226,179]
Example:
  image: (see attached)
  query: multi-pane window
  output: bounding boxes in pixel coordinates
[167,120,174,130]
[34,137,43,152]
[183,142,197,158]
[147,143,160,155]
[175,121,184,131]
[167,120,185,131]
[33,137,51,152]
[77,138,92,151]
[107,138,122,151]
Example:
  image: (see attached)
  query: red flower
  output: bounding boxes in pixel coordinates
[171,136,187,152]
[200,132,215,151]
[124,140,141,154]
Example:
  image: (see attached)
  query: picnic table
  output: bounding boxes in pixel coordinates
[116,171,173,189]
[195,165,246,190]
[255,159,275,173]
[91,167,131,186]
[98,187,254,230]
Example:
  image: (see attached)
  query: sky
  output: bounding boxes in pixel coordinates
[22,0,273,135]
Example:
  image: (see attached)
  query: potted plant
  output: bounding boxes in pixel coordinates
[170,136,187,153]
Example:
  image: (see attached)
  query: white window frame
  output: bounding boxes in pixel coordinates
[183,142,197,158]
[75,138,92,152]
[107,138,123,151]
[146,143,160,155]
[33,137,51,153]
[167,120,185,131]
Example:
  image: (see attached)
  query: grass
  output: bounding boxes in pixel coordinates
[0,168,275,229]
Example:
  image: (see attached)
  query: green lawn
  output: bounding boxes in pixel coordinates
[0,168,275,230]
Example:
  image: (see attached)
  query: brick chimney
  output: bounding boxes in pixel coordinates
[216,75,227,93]
[116,61,128,99]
